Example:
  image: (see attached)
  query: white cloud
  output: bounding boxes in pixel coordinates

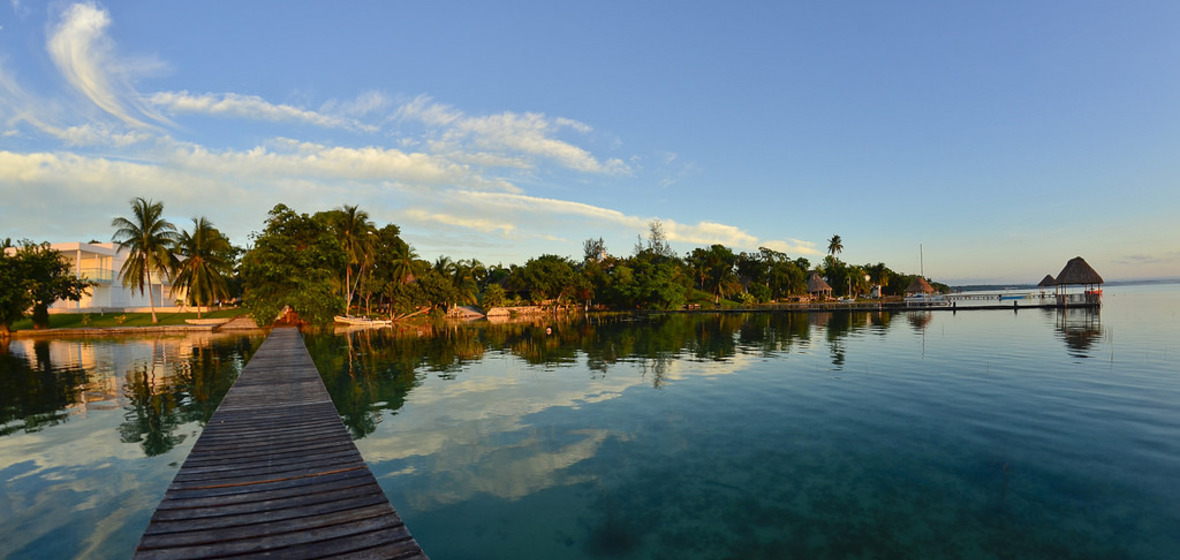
[395,95,463,127]
[165,139,487,187]
[46,2,169,129]
[758,238,822,257]
[663,220,759,247]
[398,95,629,174]
[402,209,516,236]
[150,91,376,132]
[53,123,152,147]
[456,190,809,254]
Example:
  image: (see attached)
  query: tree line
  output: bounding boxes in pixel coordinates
[1,198,946,333]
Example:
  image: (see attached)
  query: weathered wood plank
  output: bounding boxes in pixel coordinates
[133,327,428,559]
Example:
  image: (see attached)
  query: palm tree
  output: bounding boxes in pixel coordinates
[452,259,486,305]
[432,255,456,277]
[112,198,179,324]
[332,205,376,315]
[389,242,422,285]
[172,217,231,318]
[827,234,843,256]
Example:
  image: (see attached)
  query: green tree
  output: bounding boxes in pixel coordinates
[1,239,28,336]
[684,244,736,304]
[520,254,578,304]
[111,198,180,324]
[172,217,232,318]
[583,237,606,263]
[384,281,429,318]
[417,270,460,311]
[481,283,507,309]
[0,241,92,332]
[635,219,674,259]
[240,204,346,326]
[625,257,689,310]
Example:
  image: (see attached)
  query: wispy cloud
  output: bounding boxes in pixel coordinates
[1,4,818,265]
[163,138,516,191]
[1112,252,1180,266]
[150,91,376,132]
[399,95,629,174]
[402,209,517,235]
[458,190,813,254]
[46,2,169,129]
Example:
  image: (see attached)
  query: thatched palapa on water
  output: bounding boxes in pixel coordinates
[1055,256,1104,286]
[905,276,935,294]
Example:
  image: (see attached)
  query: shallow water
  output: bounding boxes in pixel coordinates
[310,284,1180,560]
[2,284,1178,559]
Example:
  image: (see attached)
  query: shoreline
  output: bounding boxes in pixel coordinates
[6,324,270,339]
[4,299,1101,340]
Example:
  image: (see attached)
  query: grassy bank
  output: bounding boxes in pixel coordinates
[9,308,247,331]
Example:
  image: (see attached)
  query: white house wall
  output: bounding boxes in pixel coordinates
[46,242,188,313]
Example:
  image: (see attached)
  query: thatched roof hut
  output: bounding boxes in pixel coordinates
[1037,274,1056,287]
[1055,256,1104,286]
[905,276,935,294]
[807,273,832,298]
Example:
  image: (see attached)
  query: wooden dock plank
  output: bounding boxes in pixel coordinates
[134,327,428,560]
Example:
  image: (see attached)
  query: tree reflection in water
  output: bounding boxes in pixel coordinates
[1,334,259,456]
[306,311,912,438]
[117,336,258,456]
[0,340,89,436]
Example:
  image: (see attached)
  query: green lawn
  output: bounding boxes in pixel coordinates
[10,308,247,330]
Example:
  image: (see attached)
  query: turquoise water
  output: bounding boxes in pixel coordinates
[2,284,1178,558]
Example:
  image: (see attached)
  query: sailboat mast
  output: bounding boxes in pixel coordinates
[920,243,924,278]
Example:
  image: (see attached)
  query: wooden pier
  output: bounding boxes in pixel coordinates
[133,327,428,560]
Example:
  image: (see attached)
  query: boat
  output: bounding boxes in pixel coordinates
[903,293,949,307]
[334,315,392,326]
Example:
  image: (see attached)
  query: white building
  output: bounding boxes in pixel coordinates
[43,242,185,313]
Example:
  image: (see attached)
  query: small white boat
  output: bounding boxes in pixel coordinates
[334,315,392,326]
[903,293,949,307]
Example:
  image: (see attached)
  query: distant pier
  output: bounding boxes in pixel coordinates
[133,327,428,560]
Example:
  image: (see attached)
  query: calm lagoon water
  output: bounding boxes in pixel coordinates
[3,283,1179,559]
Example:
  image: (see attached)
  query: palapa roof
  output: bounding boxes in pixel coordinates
[807,272,832,293]
[905,276,935,294]
[1055,256,1104,286]
[1037,274,1056,287]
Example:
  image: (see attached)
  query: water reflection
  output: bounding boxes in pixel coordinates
[0,332,262,560]
[322,299,1176,560]
[306,311,927,438]
[0,340,90,436]
[1,334,260,454]
[1054,308,1103,359]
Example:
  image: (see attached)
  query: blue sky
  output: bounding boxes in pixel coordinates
[2,1,1178,283]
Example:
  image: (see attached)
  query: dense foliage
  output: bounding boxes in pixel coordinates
[12,197,949,329]
[231,203,949,322]
[240,204,347,326]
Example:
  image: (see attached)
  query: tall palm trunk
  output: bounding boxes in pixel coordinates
[345,268,352,316]
[147,275,158,323]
